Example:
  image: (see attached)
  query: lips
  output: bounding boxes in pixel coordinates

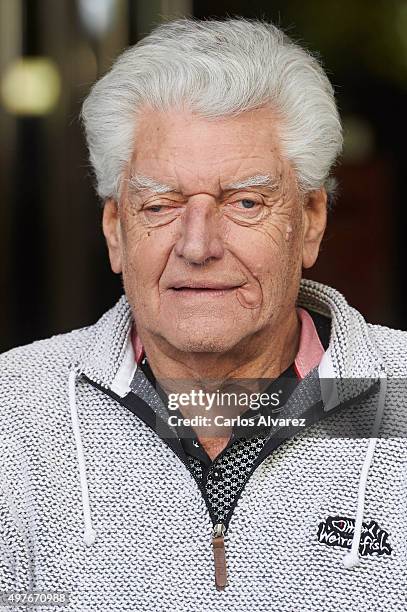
[167,280,243,299]
[170,280,243,291]
[171,285,237,291]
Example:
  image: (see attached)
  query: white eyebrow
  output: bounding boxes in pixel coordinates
[225,174,278,190]
[127,172,279,195]
[127,173,175,194]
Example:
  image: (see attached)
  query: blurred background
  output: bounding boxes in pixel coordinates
[1,0,406,352]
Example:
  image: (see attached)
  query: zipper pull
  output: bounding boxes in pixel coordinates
[212,523,228,590]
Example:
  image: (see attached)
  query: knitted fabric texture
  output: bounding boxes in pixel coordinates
[0,278,407,611]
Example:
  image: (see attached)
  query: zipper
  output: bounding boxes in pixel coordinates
[212,523,228,590]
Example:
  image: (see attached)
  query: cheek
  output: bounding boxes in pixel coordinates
[226,216,303,317]
[120,225,170,289]
[227,219,301,282]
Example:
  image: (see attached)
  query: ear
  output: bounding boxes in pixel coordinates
[102,198,122,274]
[302,188,328,269]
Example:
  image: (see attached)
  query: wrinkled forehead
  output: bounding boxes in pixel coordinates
[126,106,290,196]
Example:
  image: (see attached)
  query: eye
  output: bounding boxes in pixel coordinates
[141,201,184,226]
[146,204,165,213]
[144,202,178,214]
[230,197,262,212]
[238,198,257,209]
[223,195,265,223]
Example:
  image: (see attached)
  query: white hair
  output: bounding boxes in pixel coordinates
[81,17,343,201]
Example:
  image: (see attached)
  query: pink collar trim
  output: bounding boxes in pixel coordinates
[294,307,325,379]
[132,306,325,380]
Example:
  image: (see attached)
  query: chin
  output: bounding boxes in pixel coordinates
[164,323,241,354]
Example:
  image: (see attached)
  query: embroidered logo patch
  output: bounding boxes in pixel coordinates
[317,516,392,556]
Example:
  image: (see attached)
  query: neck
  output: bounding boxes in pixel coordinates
[135,308,301,461]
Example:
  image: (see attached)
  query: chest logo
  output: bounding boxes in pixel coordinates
[317,516,392,556]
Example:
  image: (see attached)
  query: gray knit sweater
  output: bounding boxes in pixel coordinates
[1,279,407,611]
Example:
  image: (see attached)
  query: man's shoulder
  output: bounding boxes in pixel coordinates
[367,319,407,345]
[366,319,407,374]
[0,323,93,385]
[0,296,130,383]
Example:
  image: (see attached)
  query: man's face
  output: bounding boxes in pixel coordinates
[104,106,326,354]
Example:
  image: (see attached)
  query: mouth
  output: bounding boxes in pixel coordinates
[169,281,243,297]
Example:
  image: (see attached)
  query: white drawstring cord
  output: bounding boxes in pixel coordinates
[343,370,387,569]
[68,370,97,547]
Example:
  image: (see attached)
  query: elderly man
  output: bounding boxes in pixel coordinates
[1,17,406,612]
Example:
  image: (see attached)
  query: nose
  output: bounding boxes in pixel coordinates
[174,197,224,265]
